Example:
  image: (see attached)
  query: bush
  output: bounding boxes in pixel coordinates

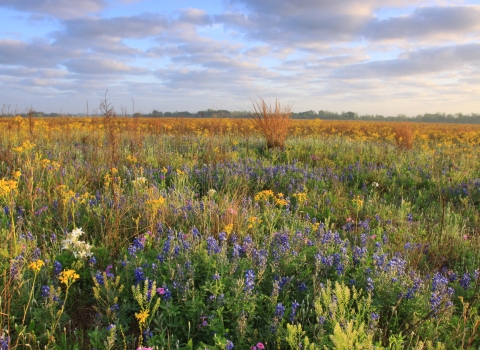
[249,98,292,149]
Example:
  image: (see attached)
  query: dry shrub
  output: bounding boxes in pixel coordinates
[249,98,292,149]
[393,123,414,149]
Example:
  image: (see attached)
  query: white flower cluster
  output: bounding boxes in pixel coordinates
[61,227,93,258]
[132,177,148,187]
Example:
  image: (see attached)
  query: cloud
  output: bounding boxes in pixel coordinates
[62,57,147,75]
[334,43,480,79]
[0,39,75,68]
[0,0,105,19]
[0,66,67,78]
[363,6,480,41]
[219,1,480,49]
[60,14,169,40]
[178,8,212,26]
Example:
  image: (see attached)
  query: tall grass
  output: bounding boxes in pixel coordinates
[248,98,292,149]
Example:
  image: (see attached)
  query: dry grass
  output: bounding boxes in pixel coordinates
[392,123,414,149]
[248,98,292,149]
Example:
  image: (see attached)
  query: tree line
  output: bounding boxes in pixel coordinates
[3,107,480,124]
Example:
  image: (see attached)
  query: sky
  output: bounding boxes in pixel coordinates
[1,0,480,116]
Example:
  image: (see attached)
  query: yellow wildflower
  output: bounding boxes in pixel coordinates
[135,309,149,325]
[0,178,18,198]
[59,269,80,286]
[28,260,45,273]
[126,155,138,164]
[224,224,233,236]
[146,197,166,208]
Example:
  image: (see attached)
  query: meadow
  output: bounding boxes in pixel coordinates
[0,115,479,349]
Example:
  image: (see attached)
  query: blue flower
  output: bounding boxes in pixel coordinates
[41,285,50,298]
[95,272,105,285]
[274,303,285,318]
[459,273,471,290]
[289,301,300,322]
[366,277,374,292]
[244,269,255,293]
[134,267,145,285]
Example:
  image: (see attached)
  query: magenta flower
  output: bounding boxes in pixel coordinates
[156,287,165,295]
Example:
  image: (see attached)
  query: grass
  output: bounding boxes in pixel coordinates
[0,116,479,349]
[248,98,292,149]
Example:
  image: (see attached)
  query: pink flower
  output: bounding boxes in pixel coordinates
[463,235,468,241]
[256,343,265,349]
[137,347,153,350]
[229,208,238,215]
[156,287,165,295]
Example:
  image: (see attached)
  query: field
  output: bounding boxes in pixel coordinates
[0,116,479,349]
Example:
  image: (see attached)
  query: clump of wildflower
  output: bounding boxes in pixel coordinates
[245,269,255,293]
[459,272,471,290]
[0,178,18,198]
[28,259,45,273]
[224,223,234,236]
[135,309,149,325]
[132,176,147,187]
[61,227,93,258]
[289,301,300,322]
[430,272,454,317]
[251,343,265,350]
[59,269,80,286]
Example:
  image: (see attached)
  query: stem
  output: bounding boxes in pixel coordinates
[21,272,38,325]
[48,285,71,346]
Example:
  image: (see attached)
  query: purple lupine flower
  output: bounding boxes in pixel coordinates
[105,265,114,279]
[274,303,285,318]
[95,272,105,285]
[366,277,374,292]
[289,301,300,322]
[244,269,255,293]
[53,260,62,277]
[41,285,50,298]
[134,267,145,285]
[459,273,471,290]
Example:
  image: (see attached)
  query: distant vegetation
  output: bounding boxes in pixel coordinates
[3,103,480,123]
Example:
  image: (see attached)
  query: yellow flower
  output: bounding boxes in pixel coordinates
[224,224,233,236]
[11,170,22,178]
[0,178,18,198]
[126,155,138,164]
[28,260,45,273]
[146,197,166,208]
[135,309,149,325]
[59,269,80,286]
[352,196,364,208]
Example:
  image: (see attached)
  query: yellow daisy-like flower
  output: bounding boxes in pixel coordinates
[59,269,80,286]
[28,260,45,273]
[135,309,149,325]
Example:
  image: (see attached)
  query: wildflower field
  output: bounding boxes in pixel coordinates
[0,116,479,349]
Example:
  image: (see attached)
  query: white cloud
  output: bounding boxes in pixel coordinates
[0,0,105,19]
